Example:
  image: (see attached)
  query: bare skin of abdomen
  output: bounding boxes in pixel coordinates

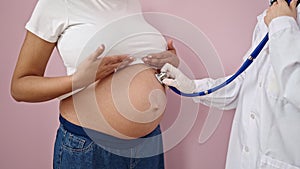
[59,64,166,139]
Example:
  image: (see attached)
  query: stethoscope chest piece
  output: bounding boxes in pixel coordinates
[155,72,168,84]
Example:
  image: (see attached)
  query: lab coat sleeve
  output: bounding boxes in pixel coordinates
[191,18,262,110]
[192,73,245,110]
[269,16,300,109]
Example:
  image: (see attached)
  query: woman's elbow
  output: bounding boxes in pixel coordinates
[10,78,30,102]
[11,94,23,102]
[10,82,23,102]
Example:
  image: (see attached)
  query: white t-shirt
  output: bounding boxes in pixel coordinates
[26,0,167,75]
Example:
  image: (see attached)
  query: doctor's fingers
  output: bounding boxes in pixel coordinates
[274,0,296,9]
[276,0,288,5]
[162,78,178,88]
[160,63,182,79]
[273,0,297,18]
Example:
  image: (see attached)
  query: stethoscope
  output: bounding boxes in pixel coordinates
[155,0,298,97]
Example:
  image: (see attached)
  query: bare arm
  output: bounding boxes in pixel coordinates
[11,31,69,102]
[11,31,132,102]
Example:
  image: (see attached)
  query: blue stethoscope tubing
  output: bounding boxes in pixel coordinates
[169,34,269,97]
[169,0,297,97]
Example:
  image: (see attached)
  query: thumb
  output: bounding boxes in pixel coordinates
[90,44,105,60]
[290,0,298,11]
[167,40,176,53]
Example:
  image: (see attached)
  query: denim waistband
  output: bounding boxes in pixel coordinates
[59,115,160,149]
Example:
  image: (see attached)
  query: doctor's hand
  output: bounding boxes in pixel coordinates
[264,0,298,26]
[160,63,196,94]
[72,45,133,89]
[142,40,179,69]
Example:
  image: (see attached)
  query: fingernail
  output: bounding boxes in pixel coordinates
[143,58,148,61]
[148,55,152,58]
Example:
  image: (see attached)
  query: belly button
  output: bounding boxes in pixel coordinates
[153,106,159,111]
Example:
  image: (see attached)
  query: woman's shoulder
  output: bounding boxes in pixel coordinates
[32,0,67,16]
[26,0,69,43]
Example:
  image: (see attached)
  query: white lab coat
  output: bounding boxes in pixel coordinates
[193,10,300,169]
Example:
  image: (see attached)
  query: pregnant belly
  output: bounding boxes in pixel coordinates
[60,64,166,139]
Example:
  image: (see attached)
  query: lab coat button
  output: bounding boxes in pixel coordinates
[244,146,249,152]
[250,114,255,119]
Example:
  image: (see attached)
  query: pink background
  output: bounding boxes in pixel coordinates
[0,0,267,169]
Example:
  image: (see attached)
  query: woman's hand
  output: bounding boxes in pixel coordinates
[142,40,180,69]
[264,0,298,26]
[72,45,134,89]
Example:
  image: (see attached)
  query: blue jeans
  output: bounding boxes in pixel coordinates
[53,117,164,169]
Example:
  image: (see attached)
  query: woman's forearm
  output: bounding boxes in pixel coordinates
[11,32,131,103]
[11,75,73,102]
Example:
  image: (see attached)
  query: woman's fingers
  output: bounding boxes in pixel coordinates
[95,55,134,80]
[115,57,135,70]
[141,40,179,68]
[97,55,134,71]
[144,56,170,67]
[143,51,179,68]
[147,53,169,59]
[74,49,133,88]
[97,55,128,65]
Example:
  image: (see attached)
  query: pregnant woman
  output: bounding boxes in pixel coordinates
[10,0,179,168]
